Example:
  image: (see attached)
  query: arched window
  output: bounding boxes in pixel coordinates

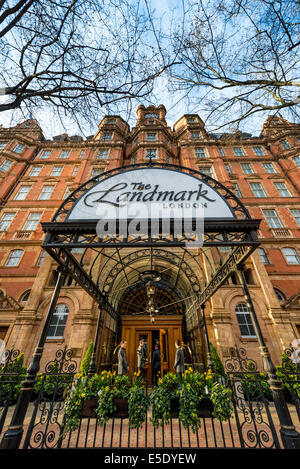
[47,304,69,339]
[20,290,31,303]
[235,303,256,338]
[274,288,286,302]
[5,249,24,266]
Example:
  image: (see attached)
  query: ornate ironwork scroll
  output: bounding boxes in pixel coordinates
[23,347,77,449]
[225,347,281,449]
[0,348,23,435]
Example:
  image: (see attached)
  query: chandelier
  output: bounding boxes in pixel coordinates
[140,270,161,323]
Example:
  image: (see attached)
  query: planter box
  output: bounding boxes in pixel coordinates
[169,397,213,419]
[80,398,98,418]
[197,397,213,418]
[170,398,180,418]
[113,398,129,418]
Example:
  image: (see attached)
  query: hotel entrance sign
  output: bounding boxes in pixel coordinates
[67,168,235,221]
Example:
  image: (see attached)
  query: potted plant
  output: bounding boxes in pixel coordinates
[96,372,149,429]
[150,372,180,426]
[150,368,233,433]
[62,370,115,436]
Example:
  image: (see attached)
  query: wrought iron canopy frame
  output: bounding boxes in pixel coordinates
[41,163,260,316]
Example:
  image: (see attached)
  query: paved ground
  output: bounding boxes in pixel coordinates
[1,401,299,449]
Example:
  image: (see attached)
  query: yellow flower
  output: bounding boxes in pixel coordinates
[134,372,137,376]
[105,386,110,391]
[81,393,85,398]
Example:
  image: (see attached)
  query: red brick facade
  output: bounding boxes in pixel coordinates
[0,105,299,370]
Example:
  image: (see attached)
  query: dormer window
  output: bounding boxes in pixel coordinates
[106,118,116,124]
[144,113,158,119]
[187,117,196,123]
[191,131,200,139]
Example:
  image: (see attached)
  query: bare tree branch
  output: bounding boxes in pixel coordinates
[168,0,300,131]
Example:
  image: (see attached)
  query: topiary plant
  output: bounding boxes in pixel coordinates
[208,342,226,379]
[79,342,94,376]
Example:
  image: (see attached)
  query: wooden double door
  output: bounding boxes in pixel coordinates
[120,315,183,384]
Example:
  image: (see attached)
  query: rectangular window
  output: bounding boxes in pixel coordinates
[6,249,23,266]
[187,117,196,123]
[250,182,266,197]
[63,187,71,199]
[146,133,157,141]
[195,148,206,158]
[241,163,253,174]
[14,144,25,154]
[91,168,104,177]
[263,163,276,174]
[37,250,46,266]
[79,151,85,159]
[59,150,70,159]
[253,147,265,156]
[0,213,15,231]
[29,166,42,177]
[263,209,283,228]
[258,247,269,265]
[14,186,31,201]
[146,149,157,160]
[39,150,51,159]
[293,156,300,167]
[218,148,224,157]
[236,303,256,337]
[0,142,8,150]
[96,149,109,159]
[198,167,213,177]
[133,138,138,146]
[39,185,54,200]
[106,118,116,124]
[274,182,291,197]
[73,166,79,176]
[282,248,300,265]
[280,139,291,150]
[232,183,242,198]
[47,304,69,338]
[102,133,112,141]
[290,209,300,227]
[191,131,200,139]
[225,164,231,174]
[51,166,63,177]
[233,147,244,156]
[23,212,42,231]
[0,159,12,172]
